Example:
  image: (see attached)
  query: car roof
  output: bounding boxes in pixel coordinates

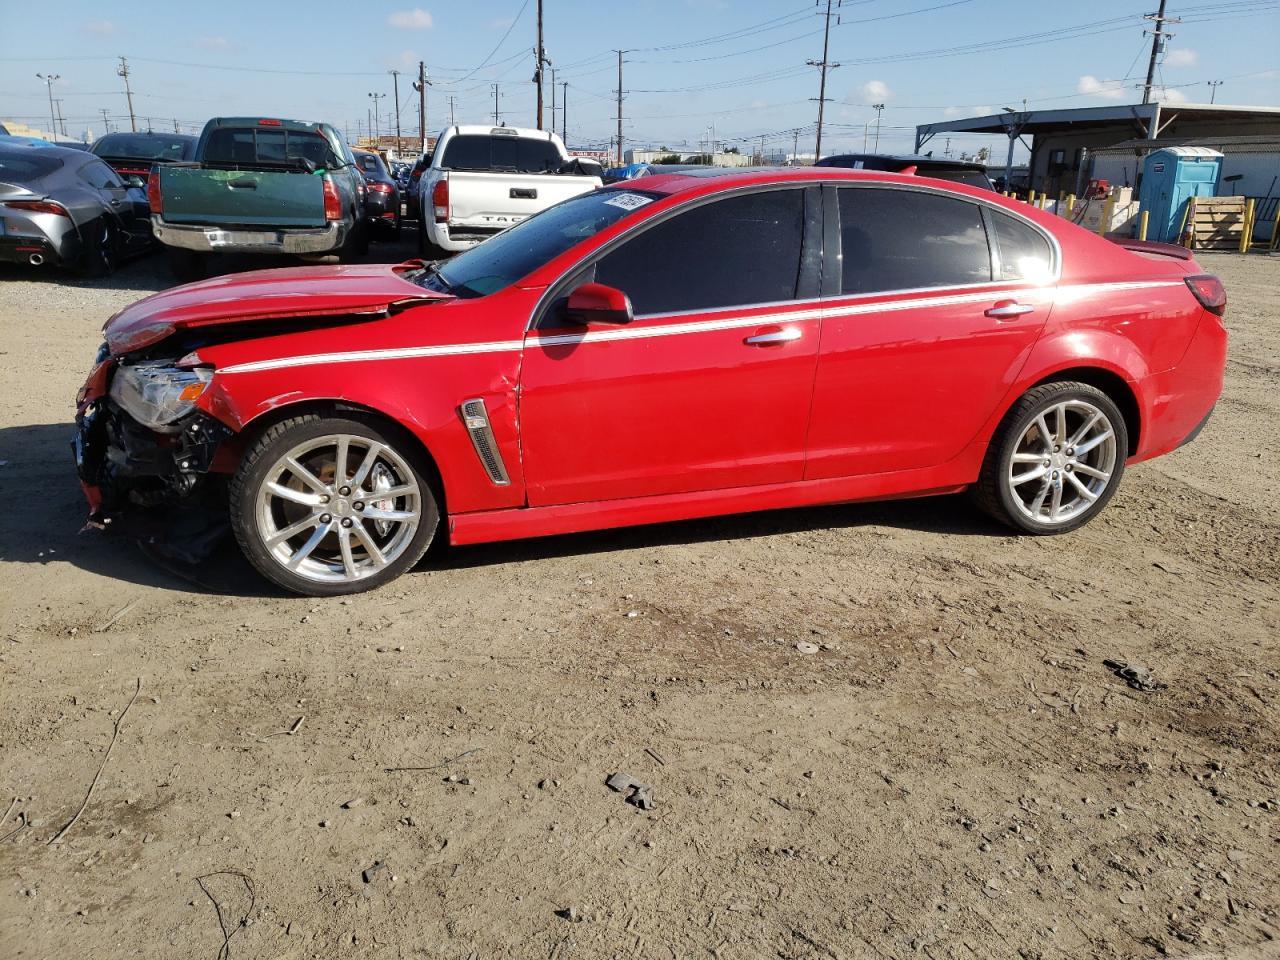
[613,165,995,198]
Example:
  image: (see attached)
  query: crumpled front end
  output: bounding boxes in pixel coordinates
[73,344,237,563]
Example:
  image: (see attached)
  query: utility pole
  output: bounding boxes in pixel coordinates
[390,70,402,146]
[615,50,624,165]
[872,102,885,152]
[54,98,68,137]
[792,128,800,164]
[807,0,841,162]
[561,81,568,142]
[534,0,549,130]
[449,95,457,125]
[173,117,180,134]
[367,92,385,140]
[36,73,59,140]
[1142,0,1179,104]
[1207,79,1223,103]
[550,67,557,137]
[492,84,501,124]
[98,107,111,134]
[413,61,430,149]
[117,57,137,132]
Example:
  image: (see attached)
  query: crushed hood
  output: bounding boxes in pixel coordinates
[104,261,452,354]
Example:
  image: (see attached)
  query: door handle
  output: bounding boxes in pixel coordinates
[744,326,802,346]
[109,198,121,206]
[985,300,1036,320]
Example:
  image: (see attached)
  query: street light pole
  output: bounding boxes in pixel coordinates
[872,102,886,152]
[36,73,60,139]
[367,92,386,141]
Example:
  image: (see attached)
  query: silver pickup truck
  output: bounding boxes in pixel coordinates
[418,125,602,257]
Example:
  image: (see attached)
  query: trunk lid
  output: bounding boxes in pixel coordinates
[104,262,451,354]
[159,166,327,227]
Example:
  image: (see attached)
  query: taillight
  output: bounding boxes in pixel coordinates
[322,178,342,220]
[1185,274,1226,316]
[3,200,70,217]
[258,118,283,126]
[147,168,162,215]
[367,182,393,195]
[432,177,449,223]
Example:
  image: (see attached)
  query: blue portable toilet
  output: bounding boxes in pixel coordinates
[1138,146,1222,243]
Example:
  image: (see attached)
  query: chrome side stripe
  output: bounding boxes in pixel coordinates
[215,280,1186,375]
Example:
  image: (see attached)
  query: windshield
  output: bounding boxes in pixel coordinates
[440,134,563,173]
[416,189,661,298]
[93,133,195,161]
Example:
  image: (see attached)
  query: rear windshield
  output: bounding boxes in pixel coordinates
[93,133,195,161]
[0,149,63,181]
[356,153,385,175]
[440,134,562,173]
[203,127,342,170]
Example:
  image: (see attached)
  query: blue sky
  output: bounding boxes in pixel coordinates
[2,0,1277,160]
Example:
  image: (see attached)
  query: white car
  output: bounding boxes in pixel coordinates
[419,125,602,257]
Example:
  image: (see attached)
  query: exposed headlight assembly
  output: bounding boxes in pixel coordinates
[109,361,213,432]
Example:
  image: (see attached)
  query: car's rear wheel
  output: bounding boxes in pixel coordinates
[80,217,117,277]
[974,381,1127,534]
[229,414,440,596]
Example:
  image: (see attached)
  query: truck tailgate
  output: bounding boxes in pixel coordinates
[160,167,326,228]
[446,172,598,228]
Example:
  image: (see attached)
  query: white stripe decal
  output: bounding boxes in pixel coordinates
[216,280,1185,374]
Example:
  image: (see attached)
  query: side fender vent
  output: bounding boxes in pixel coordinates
[459,398,511,486]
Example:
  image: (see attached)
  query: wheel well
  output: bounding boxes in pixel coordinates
[237,400,448,515]
[1031,367,1140,456]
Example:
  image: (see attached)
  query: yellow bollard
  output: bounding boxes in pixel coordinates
[1038,195,1048,210]
[1066,194,1076,213]
[1240,198,1256,253]
[1138,210,1149,241]
[1271,204,1280,251]
[1028,190,1037,206]
[1098,195,1115,236]
[1182,198,1196,249]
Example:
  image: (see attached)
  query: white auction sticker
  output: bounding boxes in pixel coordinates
[603,193,654,211]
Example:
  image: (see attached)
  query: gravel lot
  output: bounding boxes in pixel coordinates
[1,238,1278,960]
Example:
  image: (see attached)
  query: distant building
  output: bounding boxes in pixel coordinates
[1,121,53,140]
[915,102,1280,196]
[624,149,751,167]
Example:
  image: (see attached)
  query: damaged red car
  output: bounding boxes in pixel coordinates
[75,168,1227,596]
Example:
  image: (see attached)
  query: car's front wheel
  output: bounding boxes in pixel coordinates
[229,414,440,596]
[974,381,1127,534]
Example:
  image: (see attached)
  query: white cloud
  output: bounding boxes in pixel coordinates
[1077,75,1126,100]
[389,8,433,29]
[196,36,231,50]
[83,20,117,36]
[861,79,893,103]
[1154,87,1190,104]
[1165,48,1198,67]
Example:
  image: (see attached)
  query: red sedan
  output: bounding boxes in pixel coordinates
[75,168,1227,596]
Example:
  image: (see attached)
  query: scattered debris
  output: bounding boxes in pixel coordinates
[48,677,144,846]
[362,861,386,884]
[341,798,364,810]
[194,871,255,960]
[1103,659,1163,692]
[795,641,819,655]
[384,747,482,773]
[606,772,655,810]
[258,715,305,742]
[94,598,141,633]
[555,906,583,923]
[644,747,666,767]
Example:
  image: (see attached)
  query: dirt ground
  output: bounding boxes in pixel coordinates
[0,237,1277,960]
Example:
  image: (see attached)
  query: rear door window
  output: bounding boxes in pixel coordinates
[441,135,562,173]
[837,187,992,294]
[204,127,340,169]
[592,189,806,316]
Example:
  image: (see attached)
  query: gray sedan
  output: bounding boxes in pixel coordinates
[0,140,153,275]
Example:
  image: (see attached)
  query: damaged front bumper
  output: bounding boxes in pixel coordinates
[73,398,236,562]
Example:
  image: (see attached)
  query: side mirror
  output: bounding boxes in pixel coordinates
[565,283,633,326]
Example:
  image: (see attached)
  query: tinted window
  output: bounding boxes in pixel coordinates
[80,159,123,189]
[203,127,340,169]
[838,188,991,294]
[441,134,562,173]
[431,189,660,298]
[0,148,63,181]
[592,190,805,315]
[93,133,195,161]
[990,210,1053,281]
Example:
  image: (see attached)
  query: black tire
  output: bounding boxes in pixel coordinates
[229,413,440,597]
[79,217,117,277]
[167,247,208,282]
[973,381,1128,535]
[418,222,449,260]
[338,222,369,263]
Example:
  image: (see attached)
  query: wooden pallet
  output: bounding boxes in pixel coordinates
[1185,196,1248,250]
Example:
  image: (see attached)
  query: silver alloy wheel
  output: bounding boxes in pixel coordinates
[255,434,422,584]
[1006,399,1118,526]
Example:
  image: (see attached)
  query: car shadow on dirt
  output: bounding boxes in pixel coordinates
[0,253,173,294]
[1,421,1006,596]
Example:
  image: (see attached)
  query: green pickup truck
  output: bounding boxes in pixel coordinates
[149,117,368,279]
